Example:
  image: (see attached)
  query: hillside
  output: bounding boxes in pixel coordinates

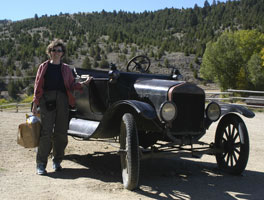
[0,0,263,99]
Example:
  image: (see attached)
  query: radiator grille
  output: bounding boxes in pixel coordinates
[171,93,205,133]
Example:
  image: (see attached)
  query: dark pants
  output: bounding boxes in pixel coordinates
[37,91,69,166]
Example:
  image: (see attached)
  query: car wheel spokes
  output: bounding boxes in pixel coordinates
[221,124,241,167]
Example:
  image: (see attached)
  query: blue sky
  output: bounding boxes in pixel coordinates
[1,0,227,21]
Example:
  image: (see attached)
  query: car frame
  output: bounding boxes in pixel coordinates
[67,55,255,190]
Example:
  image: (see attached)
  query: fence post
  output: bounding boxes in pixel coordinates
[227,89,234,103]
[229,90,234,103]
[16,104,18,113]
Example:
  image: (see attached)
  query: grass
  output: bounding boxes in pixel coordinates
[21,95,33,103]
[0,98,9,105]
[0,167,8,172]
[0,95,33,105]
[0,95,32,111]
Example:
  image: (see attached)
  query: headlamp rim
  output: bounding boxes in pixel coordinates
[159,101,177,122]
[206,101,221,122]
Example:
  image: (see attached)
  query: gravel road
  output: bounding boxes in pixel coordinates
[0,111,263,200]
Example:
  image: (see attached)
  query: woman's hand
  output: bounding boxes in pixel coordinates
[81,75,93,87]
[32,102,38,115]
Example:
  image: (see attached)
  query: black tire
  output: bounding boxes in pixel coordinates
[215,114,249,175]
[119,113,140,190]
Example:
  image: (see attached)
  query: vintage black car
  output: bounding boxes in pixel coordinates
[67,55,255,190]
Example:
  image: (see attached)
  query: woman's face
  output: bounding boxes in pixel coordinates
[50,46,63,61]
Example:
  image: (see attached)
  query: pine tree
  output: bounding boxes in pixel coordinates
[82,56,91,69]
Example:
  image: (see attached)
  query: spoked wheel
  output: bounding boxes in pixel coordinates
[119,113,140,190]
[215,114,249,175]
[126,55,151,73]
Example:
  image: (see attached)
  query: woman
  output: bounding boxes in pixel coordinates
[32,39,92,175]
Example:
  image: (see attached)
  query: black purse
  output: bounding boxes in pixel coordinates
[44,92,57,111]
[45,100,56,111]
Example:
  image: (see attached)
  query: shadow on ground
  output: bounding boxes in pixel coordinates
[48,152,264,200]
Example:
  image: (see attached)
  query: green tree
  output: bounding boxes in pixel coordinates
[7,80,19,99]
[99,59,109,69]
[123,47,128,54]
[164,58,169,68]
[21,60,29,69]
[93,60,99,68]
[16,68,22,76]
[94,52,101,61]
[82,56,91,69]
[247,53,264,90]
[200,33,242,90]
[26,85,34,96]
[34,14,39,20]
[106,44,113,53]
[0,79,6,91]
[157,48,164,60]
[234,30,264,63]
[261,48,264,67]
[200,30,264,90]
[89,46,95,57]
[0,61,6,76]
[149,50,154,58]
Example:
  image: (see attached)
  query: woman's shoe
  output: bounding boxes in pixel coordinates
[53,162,62,172]
[36,163,47,175]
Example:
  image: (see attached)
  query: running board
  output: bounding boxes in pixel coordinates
[67,118,100,139]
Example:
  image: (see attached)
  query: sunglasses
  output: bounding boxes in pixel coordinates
[51,49,63,53]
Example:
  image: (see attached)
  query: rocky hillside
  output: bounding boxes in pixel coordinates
[1,0,263,99]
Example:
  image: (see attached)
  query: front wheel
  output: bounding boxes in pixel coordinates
[119,113,140,190]
[215,114,249,175]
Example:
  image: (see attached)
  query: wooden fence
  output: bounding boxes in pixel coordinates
[206,89,264,109]
[0,102,31,112]
[0,89,263,112]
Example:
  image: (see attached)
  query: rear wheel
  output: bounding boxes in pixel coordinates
[215,114,249,175]
[119,113,140,190]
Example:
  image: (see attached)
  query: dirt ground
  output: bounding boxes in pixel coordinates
[0,110,263,200]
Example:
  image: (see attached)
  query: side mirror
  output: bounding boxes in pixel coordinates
[171,68,183,81]
[110,63,117,71]
[108,65,120,83]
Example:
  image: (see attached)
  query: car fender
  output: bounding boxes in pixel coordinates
[110,100,157,119]
[205,103,254,130]
[92,100,162,138]
[219,104,255,118]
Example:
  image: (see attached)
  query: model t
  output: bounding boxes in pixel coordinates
[67,55,255,190]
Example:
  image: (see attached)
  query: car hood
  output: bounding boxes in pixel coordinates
[134,79,185,98]
[134,79,204,120]
[134,79,186,114]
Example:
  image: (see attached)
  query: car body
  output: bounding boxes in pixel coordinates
[67,55,255,190]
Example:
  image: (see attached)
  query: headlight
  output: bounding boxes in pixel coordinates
[206,102,221,121]
[160,101,177,122]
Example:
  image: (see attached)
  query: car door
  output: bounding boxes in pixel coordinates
[72,68,109,121]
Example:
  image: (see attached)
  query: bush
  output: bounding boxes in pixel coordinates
[247,53,264,90]
[82,56,91,69]
[200,30,264,90]
[21,95,33,103]
[7,81,19,99]
[0,98,8,105]
[26,85,34,96]
[99,59,109,69]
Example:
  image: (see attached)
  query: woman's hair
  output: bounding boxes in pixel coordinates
[46,39,66,58]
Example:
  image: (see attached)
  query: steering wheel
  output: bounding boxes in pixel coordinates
[126,55,151,73]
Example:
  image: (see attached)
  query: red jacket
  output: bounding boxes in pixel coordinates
[33,60,82,106]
